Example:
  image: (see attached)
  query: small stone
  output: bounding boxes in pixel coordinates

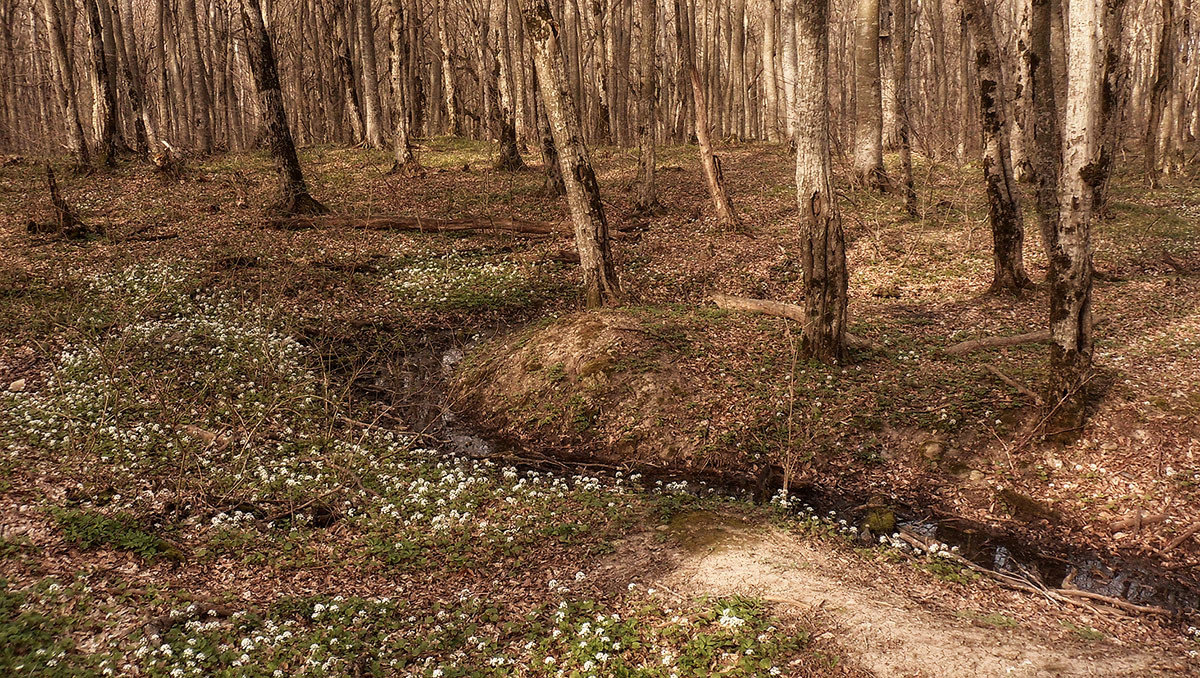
[1101,442,1119,451]
[969,470,986,482]
[8,379,25,392]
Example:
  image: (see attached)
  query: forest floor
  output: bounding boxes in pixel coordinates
[1,139,1199,676]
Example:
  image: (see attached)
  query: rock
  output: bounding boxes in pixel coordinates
[922,441,944,461]
[8,379,25,392]
[1101,442,1119,451]
[969,470,986,482]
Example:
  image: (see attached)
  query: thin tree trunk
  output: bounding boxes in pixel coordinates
[853,0,887,188]
[357,0,384,148]
[532,63,565,196]
[678,0,739,229]
[40,0,89,165]
[521,0,621,307]
[963,0,1031,292]
[494,0,525,170]
[1145,0,1176,187]
[388,0,417,172]
[634,0,662,214]
[180,0,213,152]
[435,0,460,135]
[1092,0,1129,215]
[762,1,780,141]
[781,0,798,145]
[239,0,327,214]
[795,0,848,361]
[1028,0,1061,256]
[893,0,916,215]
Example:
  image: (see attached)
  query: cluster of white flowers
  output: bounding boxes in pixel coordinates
[383,253,534,309]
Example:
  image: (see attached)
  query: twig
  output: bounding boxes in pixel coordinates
[983,364,1044,405]
[1157,520,1200,555]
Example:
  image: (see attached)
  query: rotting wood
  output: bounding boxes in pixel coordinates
[1110,512,1167,532]
[270,214,558,234]
[709,294,880,352]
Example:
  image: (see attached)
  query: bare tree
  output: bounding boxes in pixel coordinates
[795,0,848,361]
[388,0,419,173]
[853,0,887,188]
[40,0,89,166]
[963,0,1031,292]
[239,0,327,214]
[357,0,385,148]
[522,0,620,307]
[634,0,662,215]
[84,0,118,166]
[893,0,916,215]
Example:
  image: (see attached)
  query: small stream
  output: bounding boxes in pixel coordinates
[333,327,1200,618]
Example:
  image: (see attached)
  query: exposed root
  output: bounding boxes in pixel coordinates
[708,293,881,352]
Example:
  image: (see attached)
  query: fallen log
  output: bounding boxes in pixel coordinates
[946,317,1108,356]
[709,293,882,352]
[270,214,559,235]
[1110,511,1167,532]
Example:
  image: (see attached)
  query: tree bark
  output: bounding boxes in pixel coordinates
[522,0,621,307]
[180,0,213,152]
[356,0,385,148]
[1145,0,1176,187]
[493,0,526,170]
[853,0,887,189]
[1028,0,1061,258]
[761,1,780,142]
[388,0,418,173]
[1048,0,1107,423]
[40,0,89,166]
[239,0,327,214]
[435,0,460,135]
[85,0,119,166]
[893,0,916,215]
[963,0,1032,293]
[795,0,848,362]
[634,0,662,214]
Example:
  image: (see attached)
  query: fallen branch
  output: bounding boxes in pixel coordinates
[1051,589,1172,616]
[1157,520,1200,555]
[269,214,558,235]
[1110,511,1167,532]
[947,317,1108,356]
[983,364,1043,405]
[709,293,882,352]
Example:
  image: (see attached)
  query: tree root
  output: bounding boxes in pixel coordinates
[983,364,1043,405]
[946,317,1108,356]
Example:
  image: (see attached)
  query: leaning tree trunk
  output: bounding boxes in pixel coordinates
[853,0,887,189]
[677,0,739,229]
[388,0,418,173]
[795,0,848,362]
[1048,0,1107,424]
[633,0,662,214]
[963,0,1032,292]
[239,0,327,214]
[85,0,118,166]
[40,0,89,166]
[522,0,620,307]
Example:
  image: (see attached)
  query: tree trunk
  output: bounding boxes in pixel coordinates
[1048,0,1107,424]
[963,0,1031,293]
[113,0,157,155]
[522,0,621,307]
[40,0,89,166]
[388,0,417,173]
[85,0,118,166]
[239,0,327,214]
[493,0,526,170]
[180,0,214,152]
[795,0,848,362]
[761,1,780,141]
[634,0,661,214]
[853,0,887,188]
[1145,0,1176,187]
[356,0,385,148]
[435,0,460,135]
[532,65,565,196]
[780,0,799,145]
[1028,0,1061,256]
[336,3,366,145]
[893,0,916,215]
[678,0,739,229]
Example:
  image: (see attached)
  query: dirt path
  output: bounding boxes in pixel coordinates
[650,511,1189,678]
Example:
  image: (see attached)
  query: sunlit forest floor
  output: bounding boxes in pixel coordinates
[1,140,1198,676]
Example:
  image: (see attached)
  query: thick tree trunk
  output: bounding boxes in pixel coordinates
[963,0,1031,293]
[533,69,565,196]
[239,0,327,214]
[40,0,89,166]
[853,0,887,189]
[388,0,417,173]
[522,0,621,307]
[85,0,118,166]
[634,0,661,214]
[795,0,848,362]
[356,0,385,148]
[1048,0,1106,424]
